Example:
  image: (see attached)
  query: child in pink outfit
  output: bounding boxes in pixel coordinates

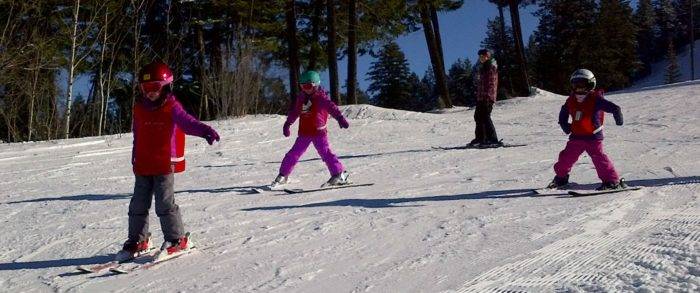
[548,69,625,190]
[271,70,350,187]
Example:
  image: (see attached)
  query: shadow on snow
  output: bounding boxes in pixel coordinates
[242,176,700,211]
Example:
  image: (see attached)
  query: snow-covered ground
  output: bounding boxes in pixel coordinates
[0,84,698,292]
[633,39,700,89]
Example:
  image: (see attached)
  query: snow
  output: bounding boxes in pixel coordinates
[0,84,698,292]
[633,39,700,89]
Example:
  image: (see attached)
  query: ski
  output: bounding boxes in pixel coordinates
[532,183,580,195]
[433,142,526,151]
[283,183,374,194]
[75,248,157,274]
[568,186,642,197]
[109,247,196,274]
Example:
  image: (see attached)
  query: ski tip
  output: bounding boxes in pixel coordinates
[109,267,129,274]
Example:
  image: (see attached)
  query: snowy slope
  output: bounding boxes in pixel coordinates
[0,85,698,292]
[633,39,700,88]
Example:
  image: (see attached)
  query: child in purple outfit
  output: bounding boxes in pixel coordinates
[271,70,350,187]
[548,69,626,191]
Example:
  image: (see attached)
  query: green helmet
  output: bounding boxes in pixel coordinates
[300,70,321,85]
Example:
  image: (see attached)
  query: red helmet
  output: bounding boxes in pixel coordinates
[138,61,174,97]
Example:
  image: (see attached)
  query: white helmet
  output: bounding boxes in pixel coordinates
[570,69,596,93]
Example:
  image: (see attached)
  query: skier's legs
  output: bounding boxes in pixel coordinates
[279,136,313,177]
[128,175,154,242]
[312,134,344,176]
[553,140,587,178]
[482,101,499,143]
[474,102,485,143]
[153,173,184,242]
[585,140,620,183]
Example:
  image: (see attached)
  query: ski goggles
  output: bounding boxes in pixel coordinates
[299,83,318,91]
[571,79,590,94]
[139,80,169,94]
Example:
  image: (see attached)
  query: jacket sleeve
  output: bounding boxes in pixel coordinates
[172,102,212,137]
[559,104,571,134]
[486,65,498,102]
[131,109,137,165]
[285,93,303,125]
[315,90,344,121]
[599,98,623,125]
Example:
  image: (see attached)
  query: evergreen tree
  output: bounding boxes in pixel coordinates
[665,40,682,83]
[366,42,415,110]
[634,0,657,78]
[654,0,681,53]
[446,58,476,106]
[531,0,598,94]
[589,0,638,90]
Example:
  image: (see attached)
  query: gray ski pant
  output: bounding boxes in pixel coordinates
[128,174,184,243]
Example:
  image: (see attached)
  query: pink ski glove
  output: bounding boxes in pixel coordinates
[283,122,291,137]
[337,116,349,129]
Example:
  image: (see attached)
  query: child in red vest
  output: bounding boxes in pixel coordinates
[116,61,220,262]
[270,70,350,188]
[548,69,625,191]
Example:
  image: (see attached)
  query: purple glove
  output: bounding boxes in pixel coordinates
[337,117,349,129]
[204,127,220,145]
[283,122,291,137]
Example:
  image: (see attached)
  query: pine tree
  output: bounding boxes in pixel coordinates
[665,40,682,83]
[634,0,657,78]
[590,0,638,90]
[655,0,681,54]
[531,0,598,94]
[446,58,476,106]
[366,42,415,110]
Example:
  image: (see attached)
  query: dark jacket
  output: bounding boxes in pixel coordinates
[475,58,498,103]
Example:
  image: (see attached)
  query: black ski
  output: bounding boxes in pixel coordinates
[568,186,642,197]
[283,183,375,194]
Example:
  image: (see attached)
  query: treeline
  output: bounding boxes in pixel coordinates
[0,1,697,143]
[0,0,472,142]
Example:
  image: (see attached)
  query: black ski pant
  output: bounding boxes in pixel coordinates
[473,100,499,143]
[128,174,184,243]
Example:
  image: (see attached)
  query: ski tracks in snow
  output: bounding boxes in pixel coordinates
[451,182,700,292]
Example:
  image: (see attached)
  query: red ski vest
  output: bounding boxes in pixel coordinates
[566,93,604,136]
[298,96,329,136]
[133,98,186,175]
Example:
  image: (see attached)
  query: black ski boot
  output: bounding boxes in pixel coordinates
[596,178,628,191]
[546,175,570,189]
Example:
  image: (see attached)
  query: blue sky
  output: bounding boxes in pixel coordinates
[327,1,541,92]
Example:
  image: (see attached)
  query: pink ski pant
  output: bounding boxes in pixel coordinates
[279,135,344,177]
[554,139,619,183]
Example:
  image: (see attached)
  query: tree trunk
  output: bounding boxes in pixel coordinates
[326,0,341,105]
[691,0,695,80]
[497,4,514,96]
[65,0,80,139]
[28,57,40,141]
[419,2,452,108]
[508,0,531,96]
[347,0,358,104]
[285,0,300,105]
[308,0,322,70]
[429,3,446,78]
[97,9,108,136]
[132,0,145,132]
[196,19,209,120]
